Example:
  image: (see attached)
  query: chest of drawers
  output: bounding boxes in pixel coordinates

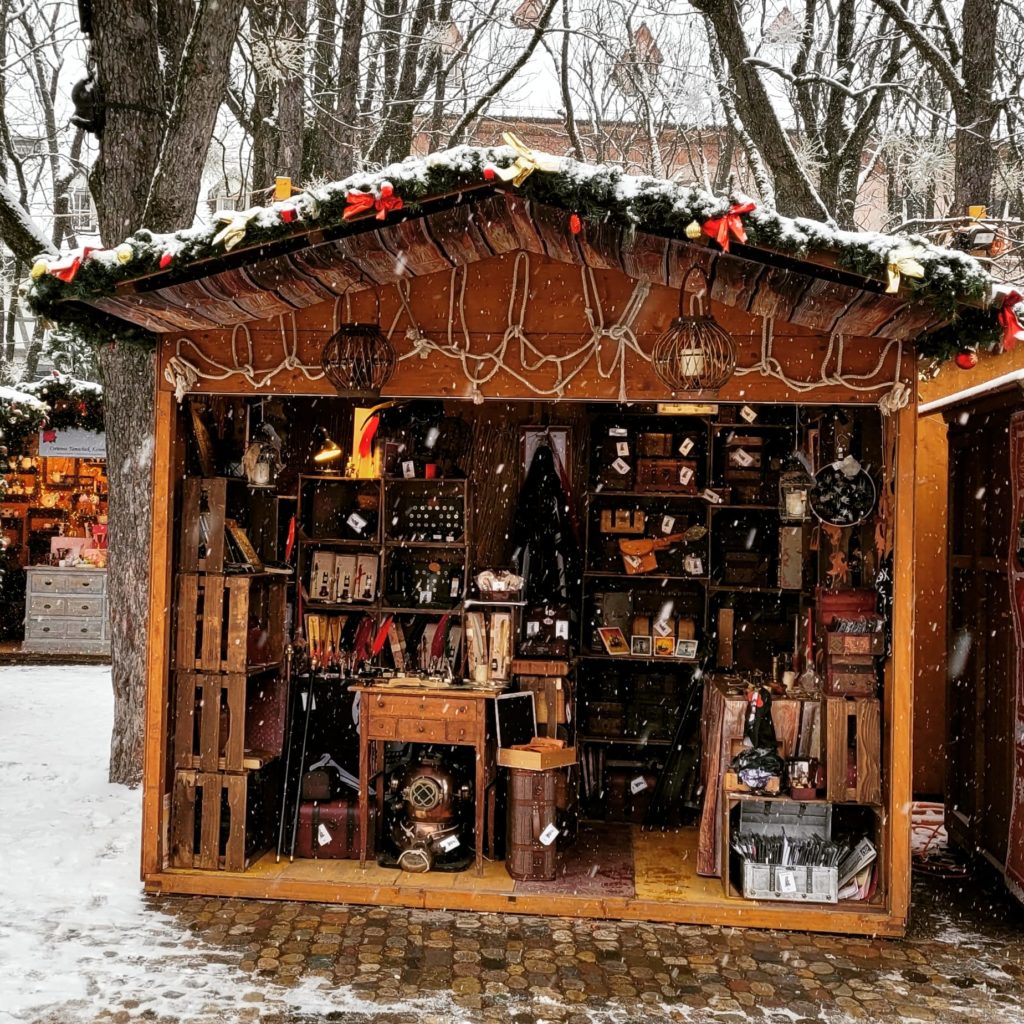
[22,567,110,655]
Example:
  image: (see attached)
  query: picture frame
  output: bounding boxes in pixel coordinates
[597,626,629,655]
[654,636,675,657]
[630,635,652,657]
[224,517,264,571]
[675,638,699,659]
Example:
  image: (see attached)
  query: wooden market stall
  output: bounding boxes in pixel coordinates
[29,144,998,935]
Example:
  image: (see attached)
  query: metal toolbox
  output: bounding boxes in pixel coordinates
[733,800,838,904]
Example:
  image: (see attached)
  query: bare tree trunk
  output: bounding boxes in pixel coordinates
[952,0,997,213]
[98,343,156,788]
[335,0,367,174]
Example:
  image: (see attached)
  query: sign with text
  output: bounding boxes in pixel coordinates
[38,427,106,459]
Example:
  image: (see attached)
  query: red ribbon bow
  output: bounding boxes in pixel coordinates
[47,246,97,283]
[702,202,756,253]
[344,182,404,222]
[998,291,1024,353]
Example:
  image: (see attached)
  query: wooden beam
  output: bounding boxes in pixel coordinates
[887,394,918,925]
[141,384,178,878]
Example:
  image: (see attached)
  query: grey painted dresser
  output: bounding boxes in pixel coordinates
[22,566,110,654]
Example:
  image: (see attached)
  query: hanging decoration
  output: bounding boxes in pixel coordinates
[343,182,403,221]
[490,132,563,187]
[685,220,702,241]
[321,287,396,397]
[212,208,264,251]
[701,202,755,253]
[651,266,736,393]
[997,290,1024,352]
[884,246,927,294]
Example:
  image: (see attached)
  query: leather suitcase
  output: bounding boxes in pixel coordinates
[295,797,374,859]
[636,458,698,493]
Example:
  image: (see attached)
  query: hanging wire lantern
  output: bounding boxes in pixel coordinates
[651,265,736,393]
[321,282,396,397]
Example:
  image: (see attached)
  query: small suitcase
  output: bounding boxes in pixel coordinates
[506,767,559,881]
[294,797,374,859]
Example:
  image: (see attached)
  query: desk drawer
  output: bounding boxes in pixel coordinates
[66,617,105,640]
[65,595,104,618]
[30,573,68,594]
[366,718,398,740]
[25,619,66,640]
[367,694,480,721]
[394,719,448,743]
[445,721,475,744]
[65,573,106,594]
[29,595,66,615]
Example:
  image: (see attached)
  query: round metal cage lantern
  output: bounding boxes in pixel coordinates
[320,286,396,397]
[651,266,736,394]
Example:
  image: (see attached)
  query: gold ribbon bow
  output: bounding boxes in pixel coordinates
[492,132,562,187]
[885,246,926,294]
[212,208,263,251]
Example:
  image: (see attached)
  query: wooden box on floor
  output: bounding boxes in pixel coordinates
[174,572,286,674]
[172,670,287,772]
[169,765,279,872]
[825,697,881,805]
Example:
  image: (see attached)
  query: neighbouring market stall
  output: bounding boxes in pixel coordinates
[0,376,109,652]
[27,141,1008,935]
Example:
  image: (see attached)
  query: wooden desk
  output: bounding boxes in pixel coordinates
[353,684,501,874]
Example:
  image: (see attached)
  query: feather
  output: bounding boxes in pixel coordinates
[352,615,374,665]
[430,612,450,662]
[371,615,394,656]
[284,515,296,562]
[358,414,380,458]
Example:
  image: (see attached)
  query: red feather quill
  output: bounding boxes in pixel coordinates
[371,615,394,656]
[430,612,451,663]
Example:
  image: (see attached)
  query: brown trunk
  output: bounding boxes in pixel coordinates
[952,0,997,214]
[98,343,156,788]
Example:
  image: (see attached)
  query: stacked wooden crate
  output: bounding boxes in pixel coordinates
[169,477,288,872]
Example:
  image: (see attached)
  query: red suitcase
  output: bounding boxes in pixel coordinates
[295,797,374,859]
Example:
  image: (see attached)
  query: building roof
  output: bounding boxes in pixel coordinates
[26,142,996,358]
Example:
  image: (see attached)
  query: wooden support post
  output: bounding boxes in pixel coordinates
[142,384,178,879]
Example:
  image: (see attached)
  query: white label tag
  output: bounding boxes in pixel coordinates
[624,554,643,570]
[347,512,368,533]
[679,465,694,485]
[653,618,672,637]
[660,515,676,534]
[732,448,754,468]
[777,868,797,893]
[609,426,628,437]
[684,556,704,575]
[317,823,333,847]
[702,488,723,504]
[679,437,695,456]
[630,775,648,794]
[740,405,758,423]
[450,577,460,597]
[539,824,559,846]
[611,457,630,475]
[439,834,460,853]
[419,589,432,604]
[402,460,416,478]
[616,441,630,457]
[555,620,569,639]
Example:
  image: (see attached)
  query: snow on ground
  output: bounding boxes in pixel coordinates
[0,665,477,1024]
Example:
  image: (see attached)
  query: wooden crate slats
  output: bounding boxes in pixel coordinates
[179,477,228,573]
[170,769,271,872]
[825,697,881,805]
[175,573,285,674]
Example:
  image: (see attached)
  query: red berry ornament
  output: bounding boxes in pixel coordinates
[569,213,582,235]
[280,204,298,224]
[483,165,496,181]
[955,351,978,370]
[159,251,173,269]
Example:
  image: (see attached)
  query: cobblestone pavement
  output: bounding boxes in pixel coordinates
[83,870,1024,1024]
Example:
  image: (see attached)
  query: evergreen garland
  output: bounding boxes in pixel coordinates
[25,143,997,365]
[0,376,104,457]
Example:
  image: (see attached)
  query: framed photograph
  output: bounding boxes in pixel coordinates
[654,636,675,657]
[675,638,699,659]
[598,626,629,656]
[630,635,652,657]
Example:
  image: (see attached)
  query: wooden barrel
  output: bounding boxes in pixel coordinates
[506,768,558,881]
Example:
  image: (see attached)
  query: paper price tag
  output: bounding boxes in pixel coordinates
[740,405,758,423]
[660,515,676,534]
[678,437,695,456]
[402,460,416,478]
[539,824,559,847]
[439,834,461,853]
[555,619,570,639]
[653,618,672,637]
[732,448,754,468]
[419,589,433,604]
[616,441,630,457]
[317,823,333,847]
[630,775,648,795]
[609,426,628,437]
[684,556,704,575]
[624,554,643,571]
[611,457,631,475]
[347,512,368,533]
[777,868,797,893]
[702,488,723,504]
[679,465,694,485]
